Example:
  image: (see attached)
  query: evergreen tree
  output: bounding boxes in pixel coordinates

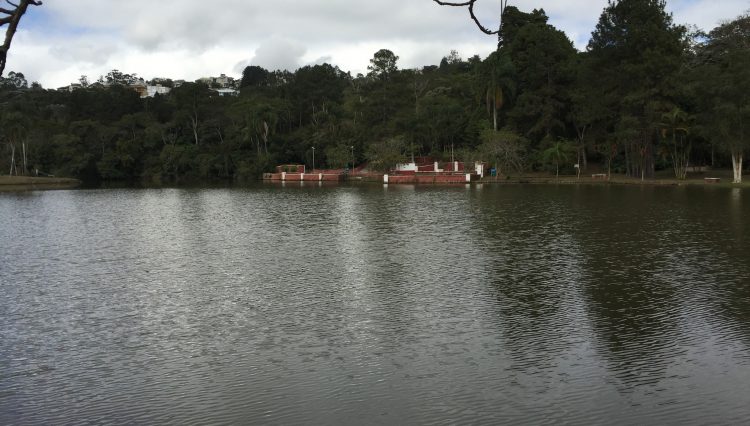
[587,0,687,179]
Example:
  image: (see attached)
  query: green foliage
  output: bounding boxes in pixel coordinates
[479,128,528,175]
[507,15,576,141]
[586,0,688,178]
[692,13,750,155]
[541,139,576,178]
[325,144,353,169]
[366,136,406,172]
[367,49,399,80]
[0,71,27,89]
[0,3,747,185]
[240,66,270,89]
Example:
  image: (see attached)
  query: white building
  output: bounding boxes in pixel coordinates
[213,88,239,97]
[199,73,237,88]
[146,85,171,98]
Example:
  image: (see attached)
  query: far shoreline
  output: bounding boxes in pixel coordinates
[478,173,749,188]
[2,173,748,191]
[0,176,81,192]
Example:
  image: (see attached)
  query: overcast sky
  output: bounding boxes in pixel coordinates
[8,0,750,88]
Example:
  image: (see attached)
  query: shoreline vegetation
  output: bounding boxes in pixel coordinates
[1,4,748,187]
[481,172,749,188]
[2,170,747,192]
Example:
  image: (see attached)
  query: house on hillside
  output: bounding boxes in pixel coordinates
[198,73,237,89]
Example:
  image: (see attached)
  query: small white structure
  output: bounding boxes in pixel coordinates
[214,88,239,97]
[394,162,418,172]
[146,85,171,98]
[474,162,487,178]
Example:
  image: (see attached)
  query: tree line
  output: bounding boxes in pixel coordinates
[1,0,748,184]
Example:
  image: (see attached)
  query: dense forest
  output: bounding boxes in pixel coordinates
[1,0,749,184]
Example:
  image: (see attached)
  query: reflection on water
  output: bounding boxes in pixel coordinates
[1,185,749,425]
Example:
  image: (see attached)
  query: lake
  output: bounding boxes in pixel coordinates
[1,184,749,425]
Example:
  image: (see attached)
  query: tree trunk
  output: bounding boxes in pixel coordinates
[22,141,27,176]
[644,136,655,179]
[190,112,199,145]
[625,143,631,178]
[556,162,559,181]
[493,107,498,132]
[9,143,15,175]
[582,146,588,171]
[732,151,743,184]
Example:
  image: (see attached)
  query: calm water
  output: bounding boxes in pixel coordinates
[1,184,749,425]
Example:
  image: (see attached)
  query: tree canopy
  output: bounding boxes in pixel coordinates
[1,1,748,183]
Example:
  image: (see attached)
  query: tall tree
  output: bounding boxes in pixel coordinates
[693,13,750,183]
[506,10,576,143]
[658,107,691,179]
[0,0,41,77]
[587,0,687,179]
[240,65,270,90]
[171,83,210,146]
[367,49,399,80]
[481,51,515,131]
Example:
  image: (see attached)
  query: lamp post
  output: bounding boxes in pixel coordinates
[350,146,354,171]
[312,147,315,173]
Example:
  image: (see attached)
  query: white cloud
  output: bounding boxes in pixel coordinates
[7,0,749,88]
[248,38,307,71]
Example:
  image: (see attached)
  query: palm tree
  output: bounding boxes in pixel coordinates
[659,107,691,180]
[542,139,574,181]
[483,51,516,131]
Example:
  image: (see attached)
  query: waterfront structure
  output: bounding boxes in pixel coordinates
[263,158,487,184]
[384,158,486,183]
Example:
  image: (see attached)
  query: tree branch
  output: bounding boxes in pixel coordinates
[468,1,498,35]
[432,0,474,6]
[0,0,42,77]
[433,0,507,36]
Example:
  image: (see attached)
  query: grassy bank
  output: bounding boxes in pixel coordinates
[0,176,81,191]
[482,169,749,188]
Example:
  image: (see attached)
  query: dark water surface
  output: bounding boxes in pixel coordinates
[1,184,749,425]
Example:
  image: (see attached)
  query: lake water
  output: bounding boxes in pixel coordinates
[1,184,749,425]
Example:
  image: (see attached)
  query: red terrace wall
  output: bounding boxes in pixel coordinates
[387,174,477,184]
[263,172,344,181]
[282,173,301,181]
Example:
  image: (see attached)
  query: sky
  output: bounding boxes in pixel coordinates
[8,0,750,88]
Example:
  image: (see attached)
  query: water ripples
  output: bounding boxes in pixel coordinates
[1,185,749,424]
